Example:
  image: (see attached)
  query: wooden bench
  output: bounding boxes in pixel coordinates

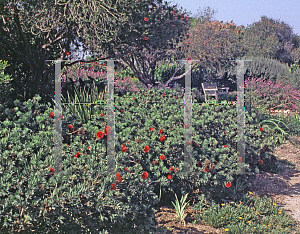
[201,82,229,102]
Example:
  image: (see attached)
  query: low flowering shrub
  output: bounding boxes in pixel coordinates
[0,84,285,232]
[0,95,160,233]
[72,87,282,205]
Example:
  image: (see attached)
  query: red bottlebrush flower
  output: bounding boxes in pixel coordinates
[169,167,173,171]
[204,42,207,44]
[185,16,188,20]
[94,24,96,27]
[117,177,122,184]
[186,33,189,37]
[192,141,198,147]
[260,127,264,132]
[225,182,232,188]
[144,37,148,40]
[196,161,202,167]
[150,90,153,93]
[160,155,165,161]
[105,126,111,135]
[97,131,104,139]
[223,131,226,134]
[160,135,166,142]
[224,145,228,148]
[49,167,55,173]
[168,174,172,180]
[100,113,103,116]
[175,96,177,99]
[133,98,136,100]
[204,167,209,172]
[49,112,54,118]
[111,183,117,190]
[153,160,158,164]
[258,159,263,164]
[160,129,163,134]
[150,127,155,132]
[64,51,70,56]
[144,17,149,21]
[238,157,243,163]
[74,152,80,158]
[116,173,121,178]
[121,145,128,152]
[67,124,73,130]
[162,93,165,96]
[124,167,128,171]
[174,167,179,172]
[144,146,150,153]
[121,109,124,112]
[186,141,191,145]
[142,172,148,179]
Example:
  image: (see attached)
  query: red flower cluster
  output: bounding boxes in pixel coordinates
[49,167,55,176]
[160,135,166,142]
[49,112,54,118]
[258,159,263,164]
[142,172,148,179]
[116,173,122,183]
[144,145,150,153]
[74,152,80,158]
[111,183,117,191]
[121,144,128,152]
[225,182,231,188]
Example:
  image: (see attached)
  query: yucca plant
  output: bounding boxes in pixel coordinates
[171,193,190,226]
[61,79,108,125]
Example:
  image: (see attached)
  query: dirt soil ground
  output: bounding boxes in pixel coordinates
[153,135,300,233]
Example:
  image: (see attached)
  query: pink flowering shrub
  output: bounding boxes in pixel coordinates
[245,76,300,113]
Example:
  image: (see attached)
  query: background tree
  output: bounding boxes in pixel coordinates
[156,6,247,92]
[241,16,300,66]
[0,0,130,110]
[77,0,194,90]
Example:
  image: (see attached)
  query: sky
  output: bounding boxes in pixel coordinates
[170,0,300,36]
[69,0,300,62]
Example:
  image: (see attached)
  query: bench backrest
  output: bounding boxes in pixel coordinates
[201,83,218,92]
